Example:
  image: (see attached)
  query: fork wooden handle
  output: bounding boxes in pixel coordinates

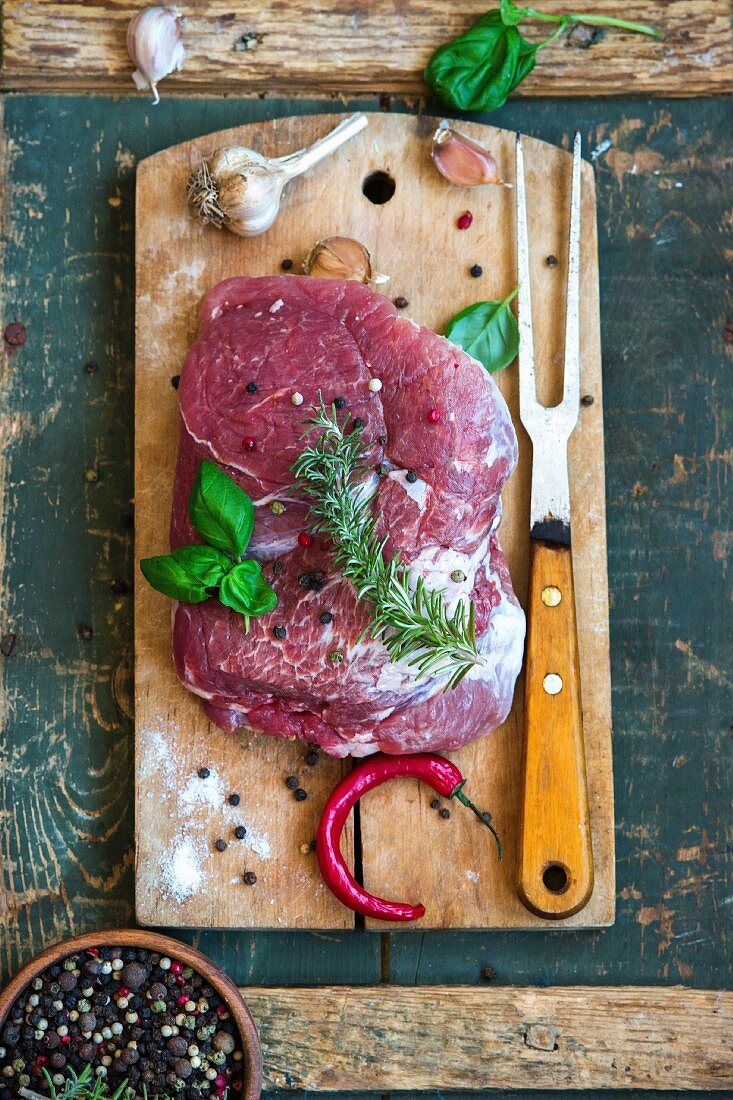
[518,540,594,919]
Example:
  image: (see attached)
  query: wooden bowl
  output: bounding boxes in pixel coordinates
[0,929,263,1099]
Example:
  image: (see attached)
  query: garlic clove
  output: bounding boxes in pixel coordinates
[127,6,185,106]
[431,121,503,187]
[187,116,369,239]
[304,237,374,283]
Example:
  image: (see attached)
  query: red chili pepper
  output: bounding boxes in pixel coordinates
[316,752,501,922]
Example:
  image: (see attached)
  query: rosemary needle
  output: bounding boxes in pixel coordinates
[291,395,484,690]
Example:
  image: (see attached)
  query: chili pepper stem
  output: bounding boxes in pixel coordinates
[451,780,503,861]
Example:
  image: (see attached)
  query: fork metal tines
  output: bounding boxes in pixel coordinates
[516,131,582,539]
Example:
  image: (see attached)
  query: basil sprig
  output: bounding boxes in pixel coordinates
[425,0,659,114]
[140,460,277,625]
[445,286,519,373]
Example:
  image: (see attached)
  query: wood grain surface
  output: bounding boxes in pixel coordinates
[0,95,729,1076]
[243,984,733,1091]
[2,1,732,99]
[134,112,614,931]
[518,541,594,919]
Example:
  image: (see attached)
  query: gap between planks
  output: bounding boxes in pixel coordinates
[242,984,733,1092]
[1,1,732,98]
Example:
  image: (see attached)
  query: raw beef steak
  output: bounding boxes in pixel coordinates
[170,275,525,757]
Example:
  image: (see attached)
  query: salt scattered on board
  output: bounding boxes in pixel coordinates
[161,838,204,902]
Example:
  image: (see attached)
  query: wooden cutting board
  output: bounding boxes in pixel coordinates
[135,112,614,930]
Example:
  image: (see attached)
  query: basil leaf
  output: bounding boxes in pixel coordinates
[139,555,210,603]
[424,11,537,114]
[172,544,232,587]
[188,460,255,559]
[445,287,519,373]
[219,560,278,618]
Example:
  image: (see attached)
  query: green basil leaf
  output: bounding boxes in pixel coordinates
[172,544,233,587]
[445,287,519,373]
[139,555,210,603]
[219,560,278,618]
[188,460,255,559]
[424,11,538,113]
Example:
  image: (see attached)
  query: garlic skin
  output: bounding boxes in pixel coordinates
[304,237,373,283]
[188,114,368,239]
[431,122,503,187]
[127,6,185,105]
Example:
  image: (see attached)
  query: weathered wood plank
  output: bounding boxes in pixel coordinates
[243,984,733,1091]
[0,93,729,1003]
[2,1,731,98]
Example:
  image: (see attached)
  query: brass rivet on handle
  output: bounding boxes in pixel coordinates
[542,673,563,696]
[541,585,562,607]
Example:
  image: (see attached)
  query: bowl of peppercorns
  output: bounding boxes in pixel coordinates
[0,930,262,1099]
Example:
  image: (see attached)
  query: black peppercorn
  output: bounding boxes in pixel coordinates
[405,469,418,483]
[546,255,558,267]
[318,611,333,625]
[294,788,308,802]
[234,825,247,840]
[243,871,257,885]
[375,462,388,476]
[378,434,388,446]
[273,625,287,640]
[470,264,483,278]
[214,838,227,852]
[581,394,594,406]
[228,793,240,807]
[430,799,441,810]
[353,417,365,430]
[281,259,294,271]
[333,396,346,409]
[305,750,319,766]
[393,296,409,309]
[285,776,299,790]
[272,561,284,575]
[481,965,497,981]
[171,374,181,388]
[439,807,451,819]
[299,573,313,588]
[197,767,210,779]
[246,381,258,393]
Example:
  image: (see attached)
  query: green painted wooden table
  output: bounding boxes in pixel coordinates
[0,94,730,1098]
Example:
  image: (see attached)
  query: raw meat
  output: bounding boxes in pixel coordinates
[170,275,525,757]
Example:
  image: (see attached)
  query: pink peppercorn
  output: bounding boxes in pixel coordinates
[298,532,313,548]
[457,211,473,230]
[427,407,441,423]
[215,1004,228,1018]
[175,974,185,984]
[60,1035,71,1045]
[242,436,256,451]
[214,1075,228,1088]
[35,1056,48,1068]
[176,994,189,1008]
[170,961,184,974]
[116,986,131,999]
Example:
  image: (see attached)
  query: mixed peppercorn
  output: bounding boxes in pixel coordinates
[0,947,244,1099]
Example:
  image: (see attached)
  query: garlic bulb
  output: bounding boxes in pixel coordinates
[188,114,368,239]
[431,121,503,187]
[304,237,373,283]
[127,6,185,105]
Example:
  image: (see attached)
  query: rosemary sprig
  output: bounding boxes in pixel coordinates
[291,395,485,690]
[18,1065,224,1100]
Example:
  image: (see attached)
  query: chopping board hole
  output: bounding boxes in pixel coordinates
[542,863,569,894]
[362,170,396,205]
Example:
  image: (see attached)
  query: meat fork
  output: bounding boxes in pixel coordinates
[516,132,594,920]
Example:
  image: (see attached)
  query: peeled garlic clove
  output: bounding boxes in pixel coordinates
[127,6,185,105]
[304,237,373,283]
[431,122,503,187]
